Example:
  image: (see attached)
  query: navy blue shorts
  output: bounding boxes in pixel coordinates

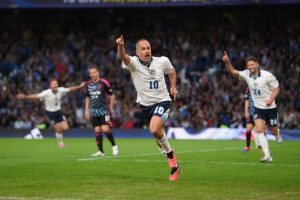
[91,115,110,127]
[253,107,278,127]
[46,110,66,125]
[140,101,172,126]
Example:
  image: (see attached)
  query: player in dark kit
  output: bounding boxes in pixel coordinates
[243,87,258,152]
[85,66,118,157]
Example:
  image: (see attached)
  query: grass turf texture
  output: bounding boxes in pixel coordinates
[0,138,299,200]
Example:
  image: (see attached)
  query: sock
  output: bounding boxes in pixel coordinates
[253,131,259,147]
[96,132,103,153]
[105,130,116,146]
[157,132,172,157]
[246,130,251,147]
[55,133,63,144]
[257,133,270,157]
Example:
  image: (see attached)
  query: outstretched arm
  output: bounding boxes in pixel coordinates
[222,51,240,78]
[16,93,39,101]
[116,35,131,65]
[68,82,86,92]
[168,68,177,101]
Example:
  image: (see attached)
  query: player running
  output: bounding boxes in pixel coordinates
[116,35,180,181]
[222,52,282,162]
[16,79,86,148]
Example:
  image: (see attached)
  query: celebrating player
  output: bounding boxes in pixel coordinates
[116,35,180,181]
[85,66,118,157]
[222,51,282,162]
[16,79,86,148]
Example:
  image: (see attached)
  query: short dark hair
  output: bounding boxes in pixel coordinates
[135,38,149,49]
[88,65,99,71]
[49,78,58,83]
[246,56,260,64]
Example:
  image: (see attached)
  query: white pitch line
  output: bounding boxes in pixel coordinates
[77,148,238,162]
[120,159,300,168]
[0,197,82,200]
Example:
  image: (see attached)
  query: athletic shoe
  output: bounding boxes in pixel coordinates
[275,134,283,144]
[242,146,250,152]
[260,156,273,162]
[58,142,64,149]
[112,145,119,156]
[169,166,180,181]
[91,151,105,157]
[167,150,178,168]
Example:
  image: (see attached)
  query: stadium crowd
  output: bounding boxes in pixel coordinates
[0,12,299,130]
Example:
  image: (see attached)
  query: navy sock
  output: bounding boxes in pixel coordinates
[246,131,251,147]
[166,150,174,159]
[96,132,103,152]
[105,130,116,146]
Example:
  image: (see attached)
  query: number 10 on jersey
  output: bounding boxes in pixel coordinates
[149,80,159,89]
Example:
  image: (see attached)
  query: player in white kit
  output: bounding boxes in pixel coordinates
[222,51,282,162]
[116,35,180,181]
[17,79,86,148]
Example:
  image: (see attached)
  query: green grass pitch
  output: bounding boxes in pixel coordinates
[0,138,299,200]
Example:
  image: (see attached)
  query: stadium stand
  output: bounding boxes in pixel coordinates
[0,7,299,130]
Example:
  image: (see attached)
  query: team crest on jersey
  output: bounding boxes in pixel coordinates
[148,69,156,78]
[254,83,258,87]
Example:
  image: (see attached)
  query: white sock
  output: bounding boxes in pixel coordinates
[276,128,281,137]
[157,132,172,154]
[253,130,259,147]
[257,133,270,157]
[55,133,63,144]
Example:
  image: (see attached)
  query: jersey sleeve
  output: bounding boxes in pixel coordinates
[239,70,249,81]
[162,57,174,74]
[85,85,90,97]
[101,79,113,95]
[267,73,279,90]
[122,56,136,72]
[58,87,70,96]
[37,90,48,101]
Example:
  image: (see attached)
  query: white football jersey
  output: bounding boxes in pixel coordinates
[38,87,70,112]
[122,56,174,106]
[239,69,279,109]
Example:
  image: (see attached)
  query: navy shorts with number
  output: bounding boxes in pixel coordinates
[91,115,110,127]
[253,107,278,127]
[140,101,172,126]
[46,110,66,125]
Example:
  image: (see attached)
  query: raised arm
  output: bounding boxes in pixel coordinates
[68,82,86,92]
[168,68,178,101]
[116,35,131,65]
[222,51,240,78]
[16,93,39,101]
